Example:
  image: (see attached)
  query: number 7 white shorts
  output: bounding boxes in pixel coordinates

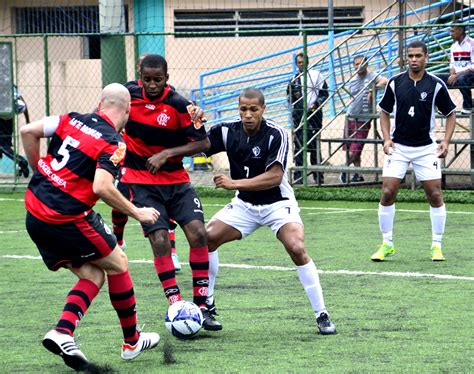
[210,196,303,239]
[382,142,442,181]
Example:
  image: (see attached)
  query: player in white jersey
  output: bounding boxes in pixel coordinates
[371,40,456,262]
[203,88,336,335]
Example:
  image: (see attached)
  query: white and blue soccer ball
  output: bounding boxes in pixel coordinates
[165,300,203,339]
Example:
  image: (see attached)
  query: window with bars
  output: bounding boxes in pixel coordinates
[174,8,364,37]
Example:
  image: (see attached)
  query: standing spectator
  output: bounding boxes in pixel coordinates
[437,22,473,114]
[340,56,388,183]
[21,83,160,371]
[112,53,181,270]
[120,54,221,330]
[371,41,456,262]
[204,88,336,335]
[287,53,328,184]
[0,85,30,177]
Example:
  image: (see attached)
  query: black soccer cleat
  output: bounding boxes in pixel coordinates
[200,307,222,331]
[316,312,337,335]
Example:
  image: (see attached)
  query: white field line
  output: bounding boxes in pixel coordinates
[2,255,473,281]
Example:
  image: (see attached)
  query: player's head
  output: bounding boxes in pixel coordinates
[100,83,131,132]
[140,54,169,99]
[295,53,308,73]
[238,88,266,135]
[353,55,368,75]
[450,22,466,42]
[406,40,428,74]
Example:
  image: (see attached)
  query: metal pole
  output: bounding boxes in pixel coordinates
[303,32,308,186]
[398,0,406,71]
[328,0,336,116]
[43,35,50,117]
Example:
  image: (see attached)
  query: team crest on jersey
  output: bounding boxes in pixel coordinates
[420,92,428,101]
[252,146,261,157]
[156,113,171,126]
[109,142,126,166]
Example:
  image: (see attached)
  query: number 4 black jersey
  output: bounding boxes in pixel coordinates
[205,118,295,205]
[378,71,456,147]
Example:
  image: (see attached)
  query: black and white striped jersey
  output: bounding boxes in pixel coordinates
[206,118,295,205]
[378,71,456,147]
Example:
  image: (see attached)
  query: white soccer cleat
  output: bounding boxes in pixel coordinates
[42,329,89,371]
[121,332,160,360]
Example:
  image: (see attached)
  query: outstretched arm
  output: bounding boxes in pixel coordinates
[213,163,284,191]
[93,169,159,224]
[146,137,211,174]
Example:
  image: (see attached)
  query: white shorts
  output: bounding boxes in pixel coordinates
[382,143,441,181]
[211,196,303,239]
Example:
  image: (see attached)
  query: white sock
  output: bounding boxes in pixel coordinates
[297,259,326,314]
[430,205,446,247]
[379,203,395,244]
[206,251,219,305]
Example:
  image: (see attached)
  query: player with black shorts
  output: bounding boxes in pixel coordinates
[203,88,336,335]
[21,84,160,370]
[120,54,221,330]
[371,40,456,262]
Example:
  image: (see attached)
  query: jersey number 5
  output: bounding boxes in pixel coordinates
[51,135,80,171]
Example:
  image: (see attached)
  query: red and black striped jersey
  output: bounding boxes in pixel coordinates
[120,84,207,185]
[25,112,126,224]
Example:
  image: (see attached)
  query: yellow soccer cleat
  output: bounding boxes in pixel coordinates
[371,243,395,262]
[431,245,446,261]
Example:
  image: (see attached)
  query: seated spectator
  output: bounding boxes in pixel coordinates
[0,85,30,177]
[437,22,473,114]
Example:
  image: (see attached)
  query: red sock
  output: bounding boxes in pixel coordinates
[154,256,181,304]
[56,279,100,336]
[189,247,209,307]
[112,208,128,243]
[169,230,177,255]
[108,270,139,344]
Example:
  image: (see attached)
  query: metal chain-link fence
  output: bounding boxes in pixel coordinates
[1,4,473,189]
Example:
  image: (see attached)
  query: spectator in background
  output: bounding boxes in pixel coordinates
[437,22,473,114]
[341,56,388,183]
[0,85,30,177]
[287,53,328,184]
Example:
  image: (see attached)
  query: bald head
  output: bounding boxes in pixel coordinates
[100,83,131,110]
[99,83,131,132]
[239,88,265,105]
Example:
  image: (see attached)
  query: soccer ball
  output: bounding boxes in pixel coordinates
[165,300,203,339]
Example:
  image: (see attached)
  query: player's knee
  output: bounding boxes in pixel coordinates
[380,186,396,204]
[186,224,207,247]
[84,266,106,288]
[426,188,443,206]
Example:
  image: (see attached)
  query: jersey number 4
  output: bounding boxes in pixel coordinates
[51,135,80,171]
[408,106,415,117]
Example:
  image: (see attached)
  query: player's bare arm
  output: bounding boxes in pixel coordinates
[438,111,456,158]
[146,137,211,174]
[214,163,284,191]
[93,168,159,224]
[379,110,394,155]
[19,120,45,172]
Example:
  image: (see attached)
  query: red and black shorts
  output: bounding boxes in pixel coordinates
[127,182,204,236]
[26,211,117,271]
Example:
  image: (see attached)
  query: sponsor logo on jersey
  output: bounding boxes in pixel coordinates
[109,142,127,166]
[252,146,261,157]
[156,112,171,126]
[145,104,155,110]
[420,92,428,101]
